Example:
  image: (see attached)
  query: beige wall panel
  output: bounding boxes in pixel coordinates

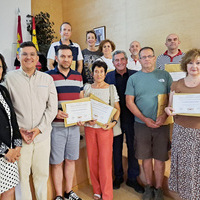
[31,0,63,41]
[61,0,200,56]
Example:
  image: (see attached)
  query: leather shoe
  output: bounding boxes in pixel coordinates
[126,179,144,193]
[113,177,124,189]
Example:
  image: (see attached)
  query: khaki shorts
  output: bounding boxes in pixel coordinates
[134,122,170,161]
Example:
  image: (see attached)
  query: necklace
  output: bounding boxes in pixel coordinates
[184,76,200,87]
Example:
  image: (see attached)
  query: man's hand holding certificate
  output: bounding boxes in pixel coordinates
[61,97,92,127]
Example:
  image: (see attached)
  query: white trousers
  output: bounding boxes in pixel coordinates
[15,136,50,200]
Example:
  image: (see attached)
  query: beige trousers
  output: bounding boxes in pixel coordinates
[15,136,50,200]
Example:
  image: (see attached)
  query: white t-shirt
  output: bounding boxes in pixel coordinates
[127,56,142,71]
[97,56,115,70]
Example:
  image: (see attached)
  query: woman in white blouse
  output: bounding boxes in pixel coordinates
[97,39,116,71]
[84,60,120,200]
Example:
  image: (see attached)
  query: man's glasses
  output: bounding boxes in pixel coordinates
[140,55,154,60]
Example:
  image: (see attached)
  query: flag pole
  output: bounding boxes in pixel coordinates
[16,8,23,55]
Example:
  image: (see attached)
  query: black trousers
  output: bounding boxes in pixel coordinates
[113,121,140,181]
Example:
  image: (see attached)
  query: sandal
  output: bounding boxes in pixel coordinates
[94,194,101,200]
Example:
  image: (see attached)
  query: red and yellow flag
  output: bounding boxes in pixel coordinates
[16,13,23,54]
[32,16,39,51]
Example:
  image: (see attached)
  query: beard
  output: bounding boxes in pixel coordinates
[59,63,71,70]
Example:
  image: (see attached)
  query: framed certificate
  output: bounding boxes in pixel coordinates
[89,94,117,127]
[173,93,200,116]
[61,97,92,127]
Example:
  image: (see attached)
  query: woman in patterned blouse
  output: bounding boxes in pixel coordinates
[0,54,22,199]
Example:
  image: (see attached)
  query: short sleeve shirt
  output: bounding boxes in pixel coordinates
[47,40,83,70]
[125,69,172,123]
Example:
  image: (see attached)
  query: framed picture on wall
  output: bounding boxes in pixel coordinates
[93,26,106,46]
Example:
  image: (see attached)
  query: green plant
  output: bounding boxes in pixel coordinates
[26,11,57,55]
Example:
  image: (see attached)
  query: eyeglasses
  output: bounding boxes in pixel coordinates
[140,55,154,60]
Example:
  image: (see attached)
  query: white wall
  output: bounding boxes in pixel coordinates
[0,0,31,70]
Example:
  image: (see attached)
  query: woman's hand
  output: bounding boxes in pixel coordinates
[14,146,21,156]
[165,107,176,116]
[77,121,85,126]
[102,121,116,130]
[5,148,21,163]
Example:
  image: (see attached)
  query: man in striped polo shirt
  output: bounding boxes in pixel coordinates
[156,33,184,70]
[47,45,83,200]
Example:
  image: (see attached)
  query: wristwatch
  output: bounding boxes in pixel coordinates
[112,119,118,124]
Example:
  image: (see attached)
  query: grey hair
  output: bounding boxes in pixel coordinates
[112,50,128,62]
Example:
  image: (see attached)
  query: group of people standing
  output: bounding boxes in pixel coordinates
[0,20,200,200]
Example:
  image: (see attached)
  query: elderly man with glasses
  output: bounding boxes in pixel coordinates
[125,47,172,200]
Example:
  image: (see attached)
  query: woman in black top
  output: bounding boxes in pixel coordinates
[0,54,22,199]
[82,30,103,84]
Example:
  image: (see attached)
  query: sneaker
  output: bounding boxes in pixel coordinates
[113,177,124,189]
[126,179,144,193]
[94,194,102,200]
[142,185,154,200]
[54,196,64,200]
[154,188,164,200]
[64,190,82,200]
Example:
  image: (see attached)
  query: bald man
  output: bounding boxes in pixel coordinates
[127,41,142,71]
[156,33,184,70]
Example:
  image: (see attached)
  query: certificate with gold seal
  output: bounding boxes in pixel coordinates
[173,93,200,116]
[61,97,92,127]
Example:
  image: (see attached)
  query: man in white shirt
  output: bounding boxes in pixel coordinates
[127,41,142,71]
[47,22,83,73]
[5,41,58,200]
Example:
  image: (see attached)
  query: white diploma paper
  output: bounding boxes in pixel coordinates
[65,101,92,124]
[91,99,114,124]
[169,72,186,81]
[173,94,200,115]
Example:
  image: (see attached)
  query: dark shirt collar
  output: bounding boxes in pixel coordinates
[115,68,130,76]
[54,66,72,78]
[59,39,73,46]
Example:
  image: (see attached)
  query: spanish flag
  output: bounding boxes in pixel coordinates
[32,16,39,51]
[16,9,23,54]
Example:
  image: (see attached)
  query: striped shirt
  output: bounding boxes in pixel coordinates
[46,67,83,126]
[156,49,184,70]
